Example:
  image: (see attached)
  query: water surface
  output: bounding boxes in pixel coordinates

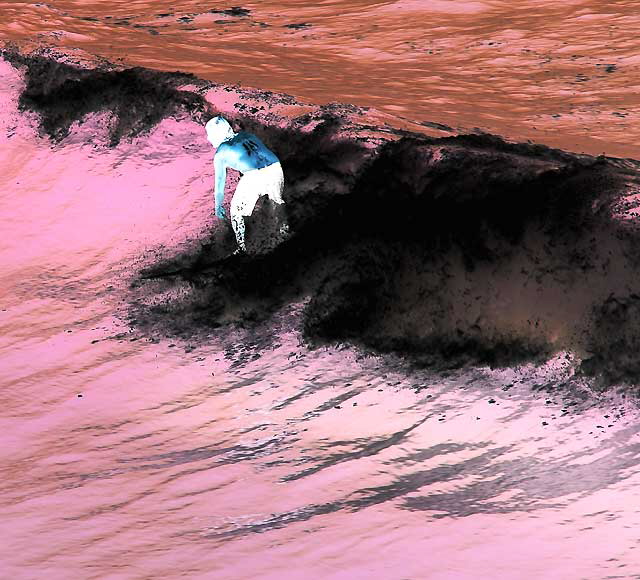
[1,0,639,157]
[2,5,640,579]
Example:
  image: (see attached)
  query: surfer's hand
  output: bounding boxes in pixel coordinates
[215,206,226,220]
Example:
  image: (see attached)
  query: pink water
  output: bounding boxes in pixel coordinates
[3,3,640,579]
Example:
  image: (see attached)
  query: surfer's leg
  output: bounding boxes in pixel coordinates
[231,211,246,252]
[230,174,259,252]
[266,163,285,205]
[264,163,288,235]
[230,187,247,252]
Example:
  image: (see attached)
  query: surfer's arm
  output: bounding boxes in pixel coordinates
[213,149,228,219]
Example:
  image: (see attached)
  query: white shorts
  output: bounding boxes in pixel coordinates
[231,162,284,218]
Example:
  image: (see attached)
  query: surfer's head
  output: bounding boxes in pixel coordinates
[205,116,236,147]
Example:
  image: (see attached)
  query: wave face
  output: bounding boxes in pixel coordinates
[5,47,640,580]
[141,130,640,382]
[7,49,640,382]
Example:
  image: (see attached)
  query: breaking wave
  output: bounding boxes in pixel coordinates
[7,47,640,388]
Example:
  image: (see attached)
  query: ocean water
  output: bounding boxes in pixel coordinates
[3,3,640,579]
[1,0,639,158]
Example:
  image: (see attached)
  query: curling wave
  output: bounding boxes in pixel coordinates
[7,47,640,387]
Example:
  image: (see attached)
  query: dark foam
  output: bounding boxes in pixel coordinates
[135,122,640,385]
[2,48,210,145]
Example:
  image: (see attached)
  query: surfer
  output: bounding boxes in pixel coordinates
[206,116,287,253]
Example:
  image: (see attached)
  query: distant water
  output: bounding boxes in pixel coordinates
[1,0,639,158]
[3,4,640,580]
